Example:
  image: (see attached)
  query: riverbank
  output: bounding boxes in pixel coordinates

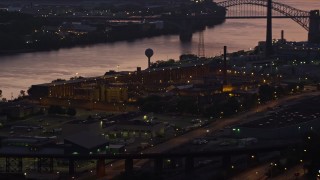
[0,18,225,57]
[0,0,227,56]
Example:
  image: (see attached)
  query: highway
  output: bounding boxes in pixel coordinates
[231,164,269,180]
[230,162,306,180]
[97,91,320,180]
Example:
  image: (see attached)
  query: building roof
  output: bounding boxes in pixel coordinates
[144,60,211,73]
[65,131,108,150]
[33,76,101,87]
[109,144,125,149]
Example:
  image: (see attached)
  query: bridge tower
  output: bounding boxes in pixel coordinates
[198,31,205,57]
[265,0,273,57]
[308,10,320,43]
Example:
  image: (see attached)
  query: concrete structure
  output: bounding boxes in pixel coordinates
[30,78,128,103]
[265,0,273,57]
[73,83,102,101]
[29,78,97,99]
[0,101,39,119]
[105,84,128,103]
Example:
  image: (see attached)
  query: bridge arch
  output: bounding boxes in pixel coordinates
[217,0,310,31]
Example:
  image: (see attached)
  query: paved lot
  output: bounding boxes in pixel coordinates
[98,91,320,180]
[240,96,320,129]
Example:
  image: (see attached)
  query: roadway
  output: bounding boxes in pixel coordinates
[230,162,306,180]
[231,163,270,180]
[98,91,320,180]
[272,164,306,180]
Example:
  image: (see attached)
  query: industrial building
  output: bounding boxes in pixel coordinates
[64,131,109,154]
[104,119,165,139]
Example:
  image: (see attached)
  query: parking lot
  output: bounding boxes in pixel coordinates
[239,96,320,129]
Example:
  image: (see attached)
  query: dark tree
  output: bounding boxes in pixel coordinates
[259,84,274,103]
[48,105,65,114]
[66,108,77,116]
[223,96,240,115]
[243,94,258,109]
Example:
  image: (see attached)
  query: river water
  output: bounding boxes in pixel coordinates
[0,0,319,99]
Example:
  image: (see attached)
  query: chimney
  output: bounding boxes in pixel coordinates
[137,67,142,83]
[223,46,227,85]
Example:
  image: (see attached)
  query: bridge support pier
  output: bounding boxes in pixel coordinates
[179,20,193,42]
[266,0,273,57]
[185,157,194,173]
[96,158,106,178]
[154,158,163,175]
[125,158,133,175]
[308,10,320,43]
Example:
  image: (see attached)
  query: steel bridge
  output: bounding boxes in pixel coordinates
[217,0,310,31]
[217,0,320,55]
[46,0,320,52]
[55,0,314,31]
[0,142,299,179]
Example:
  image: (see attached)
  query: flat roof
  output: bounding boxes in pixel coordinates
[65,131,108,150]
[33,76,102,87]
[144,60,212,73]
[109,144,125,149]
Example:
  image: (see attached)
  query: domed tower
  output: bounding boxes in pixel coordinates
[145,48,154,69]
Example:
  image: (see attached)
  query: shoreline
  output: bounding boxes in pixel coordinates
[0,32,197,57]
[0,21,226,57]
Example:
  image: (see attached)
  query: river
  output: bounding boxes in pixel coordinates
[0,0,319,99]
